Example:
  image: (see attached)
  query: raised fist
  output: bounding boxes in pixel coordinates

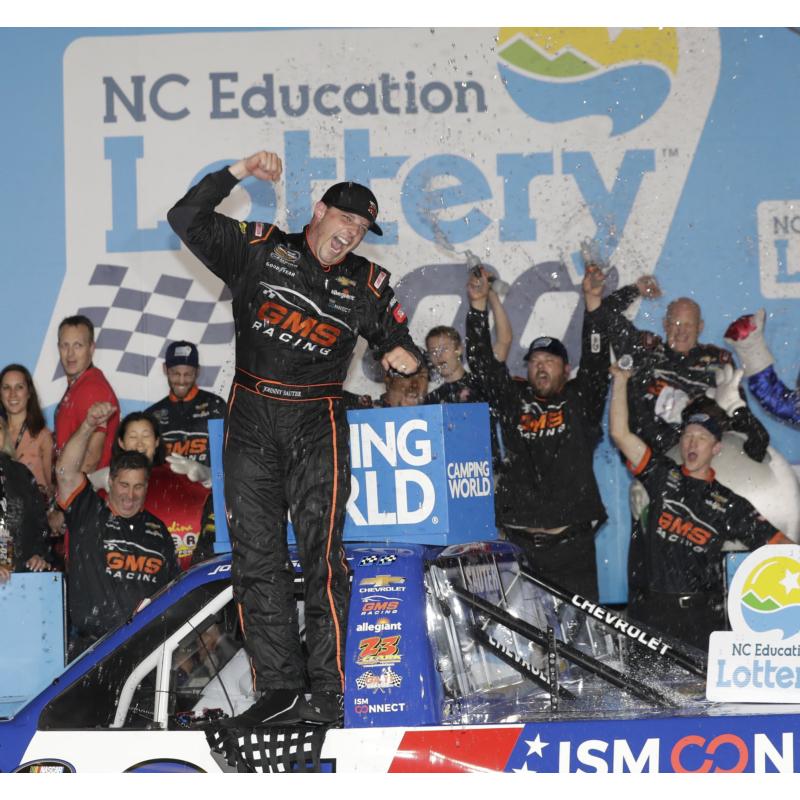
[243,151,283,182]
[84,401,116,430]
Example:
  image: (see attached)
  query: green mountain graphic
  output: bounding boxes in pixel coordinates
[499,39,595,78]
[742,590,781,612]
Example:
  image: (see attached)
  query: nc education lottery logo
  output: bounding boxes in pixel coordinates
[707,545,800,702]
[496,28,678,135]
[37,27,720,404]
[730,548,800,640]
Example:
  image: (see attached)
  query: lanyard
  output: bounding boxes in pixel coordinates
[13,421,27,452]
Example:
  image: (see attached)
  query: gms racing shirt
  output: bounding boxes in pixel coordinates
[602,286,769,459]
[60,478,179,639]
[466,304,611,530]
[146,387,226,466]
[99,464,212,572]
[167,167,420,391]
[627,448,783,595]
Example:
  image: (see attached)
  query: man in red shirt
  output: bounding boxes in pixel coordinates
[54,315,120,472]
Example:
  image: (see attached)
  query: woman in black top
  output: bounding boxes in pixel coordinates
[0,416,52,583]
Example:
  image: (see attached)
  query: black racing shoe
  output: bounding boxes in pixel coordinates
[300,691,344,725]
[220,689,303,728]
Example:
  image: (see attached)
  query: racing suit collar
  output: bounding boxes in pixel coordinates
[666,343,703,361]
[681,464,716,482]
[169,385,199,403]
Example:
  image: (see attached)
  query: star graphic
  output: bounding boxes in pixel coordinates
[525,734,549,757]
[512,762,536,773]
[779,569,800,594]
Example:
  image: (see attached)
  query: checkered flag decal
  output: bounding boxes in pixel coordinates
[358,553,397,567]
[206,723,331,773]
[53,263,234,389]
[355,667,402,690]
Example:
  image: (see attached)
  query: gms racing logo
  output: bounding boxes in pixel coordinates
[253,283,348,354]
[496,28,678,135]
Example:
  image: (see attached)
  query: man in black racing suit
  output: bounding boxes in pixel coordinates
[465,265,613,600]
[168,151,421,726]
[600,278,769,460]
[608,363,790,649]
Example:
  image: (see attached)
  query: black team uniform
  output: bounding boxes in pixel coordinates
[626,447,784,649]
[59,477,178,655]
[602,285,769,459]
[146,386,226,466]
[426,373,483,405]
[466,305,612,600]
[168,167,421,701]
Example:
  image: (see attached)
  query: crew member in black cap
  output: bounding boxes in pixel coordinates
[168,150,421,726]
[146,341,226,468]
[609,362,789,649]
[466,264,614,600]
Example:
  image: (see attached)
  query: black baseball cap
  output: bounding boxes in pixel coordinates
[321,182,383,236]
[165,341,199,369]
[682,412,723,441]
[523,336,569,364]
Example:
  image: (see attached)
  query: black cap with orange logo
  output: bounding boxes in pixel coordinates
[321,182,383,236]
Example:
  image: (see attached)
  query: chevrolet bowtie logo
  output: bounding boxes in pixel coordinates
[359,575,405,587]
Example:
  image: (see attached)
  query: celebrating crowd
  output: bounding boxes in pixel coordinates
[1,148,797,727]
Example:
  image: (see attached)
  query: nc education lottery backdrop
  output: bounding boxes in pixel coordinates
[2,28,799,601]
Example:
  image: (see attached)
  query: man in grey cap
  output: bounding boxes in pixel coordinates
[466,265,614,600]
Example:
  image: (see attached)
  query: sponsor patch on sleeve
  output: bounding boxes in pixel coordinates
[238,221,247,235]
[367,263,391,297]
[390,298,407,323]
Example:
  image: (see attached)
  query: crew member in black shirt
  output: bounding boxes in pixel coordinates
[425,326,483,404]
[600,278,769,460]
[57,402,179,658]
[146,340,226,468]
[466,264,612,600]
[425,325,506,472]
[608,363,789,649]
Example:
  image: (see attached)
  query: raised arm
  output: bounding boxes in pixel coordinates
[80,430,107,475]
[571,265,614,431]
[465,268,514,398]
[56,402,116,504]
[609,364,647,467]
[486,288,512,362]
[601,274,662,357]
[167,150,283,284]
